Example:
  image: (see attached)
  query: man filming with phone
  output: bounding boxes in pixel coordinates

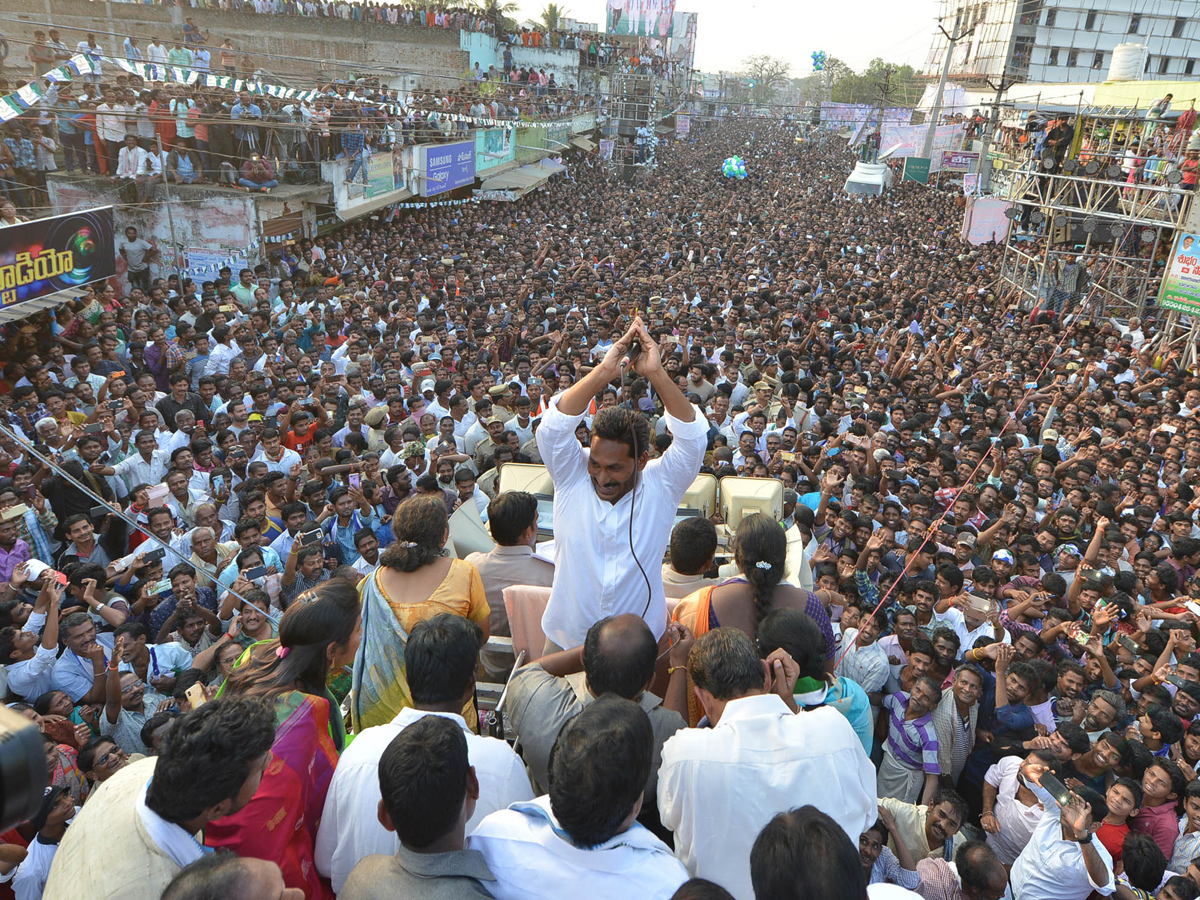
[535,315,708,653]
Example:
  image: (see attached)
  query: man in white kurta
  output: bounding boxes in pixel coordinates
[535,318,707,650]
[658,692,877,898]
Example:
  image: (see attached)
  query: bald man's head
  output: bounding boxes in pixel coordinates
[163,851,303,900]
[583,614,658,698]
[956,840,1007,900]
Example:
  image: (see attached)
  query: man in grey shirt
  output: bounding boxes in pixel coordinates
[118,226,156,293]
[504,613,685,802]
[339,716,496,900]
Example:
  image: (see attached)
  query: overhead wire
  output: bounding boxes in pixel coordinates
[0,420,281,625]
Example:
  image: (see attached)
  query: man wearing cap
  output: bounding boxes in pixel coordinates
[535,317,707,652]
[473,418,509,472]
[488,385,514,424]
[954,532,981,575]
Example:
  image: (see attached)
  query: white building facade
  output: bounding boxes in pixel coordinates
[925,0,1200,84]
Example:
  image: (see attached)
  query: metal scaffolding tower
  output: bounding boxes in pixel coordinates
[995,105,1196,335]
[603,71,659,182]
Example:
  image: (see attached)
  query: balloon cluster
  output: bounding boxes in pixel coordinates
[721,156,748,179]
[812,50,827,72]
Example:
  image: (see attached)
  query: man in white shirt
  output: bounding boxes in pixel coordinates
[315,615,531,893]
[835,616,891,707]
[204,325,240,377]
[657,627,876,898]
[1010,773,1115,900]
[251,427,302,474]
[467,695,688,900]
[983,751,1052,865]
[95,430,167,494]
[114,133,153,203]
[535,317,707,651]
[1,573,60,702]
[146,37,169,68]
[96,88,128,174]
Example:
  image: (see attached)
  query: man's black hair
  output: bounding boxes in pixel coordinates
[547,695,652,849]
[750,805,868,900]
[377,715,471,848]
[146,697,276,824]
[405,614,483,707]
[669,516,718,576]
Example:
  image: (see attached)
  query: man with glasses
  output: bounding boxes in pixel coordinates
[100,632,166,755]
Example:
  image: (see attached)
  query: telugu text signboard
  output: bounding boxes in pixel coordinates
[0,207,115,311]
[940,149,980,173]
[1160,232,1200,314]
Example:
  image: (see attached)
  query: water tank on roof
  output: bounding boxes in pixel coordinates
[1108,43,1147,81]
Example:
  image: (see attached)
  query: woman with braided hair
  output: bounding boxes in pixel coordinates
[671,513,841,725]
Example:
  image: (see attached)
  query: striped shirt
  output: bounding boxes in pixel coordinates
[883,691,941,774]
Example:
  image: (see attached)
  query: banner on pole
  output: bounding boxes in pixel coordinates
[1160,232,1200,314]
[607,0,676,37]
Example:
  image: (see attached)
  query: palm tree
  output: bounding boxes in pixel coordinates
[475,0,520,32]
[540,2,568,31]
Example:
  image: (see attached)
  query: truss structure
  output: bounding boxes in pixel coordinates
[996,154,1195,323]
[602,72,660,182]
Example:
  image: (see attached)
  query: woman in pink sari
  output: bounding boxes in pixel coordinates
[206,580,361,899]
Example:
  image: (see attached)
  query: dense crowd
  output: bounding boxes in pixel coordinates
[0,111,1197,900]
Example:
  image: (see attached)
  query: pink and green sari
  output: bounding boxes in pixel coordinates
[205,689,342,899]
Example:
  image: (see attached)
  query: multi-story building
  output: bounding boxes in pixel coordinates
[924,0,1200,85]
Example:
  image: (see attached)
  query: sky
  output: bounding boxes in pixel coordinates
[512,0,943,76]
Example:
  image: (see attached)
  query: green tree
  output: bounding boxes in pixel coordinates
[740,54,791,105]
[474,0,520,33]
[540,2,568,31]
[830,57,927,107]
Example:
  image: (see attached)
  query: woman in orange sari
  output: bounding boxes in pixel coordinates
[672,513,839,725]
[352,494,490,731]
[206,580,361,899]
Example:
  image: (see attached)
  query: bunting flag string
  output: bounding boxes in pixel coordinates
[0,53,590,132]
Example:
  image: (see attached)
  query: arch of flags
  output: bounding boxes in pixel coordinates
[0,52,569,132]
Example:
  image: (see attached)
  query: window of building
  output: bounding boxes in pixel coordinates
[1067,49,1078,67]
[1188,59,1196,75]
[1174,16,1187,38]
[1018,0,1041,26]
[1012,36,1035,69]
[1085,10,1096,30]
[1092,51,1105,69]
[1159,55,1172,74]
[1048,47,1060,66]
[1045,7,1056,26]
[1129,14,1141,33]
[1145,54,1153,73]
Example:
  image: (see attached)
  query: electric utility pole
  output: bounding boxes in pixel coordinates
[922,21,975,160]
[978,73,1017,193]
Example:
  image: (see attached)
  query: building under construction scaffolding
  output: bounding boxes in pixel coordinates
[996,102,1198,326]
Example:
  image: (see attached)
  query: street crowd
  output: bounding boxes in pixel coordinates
[0,113,1196,900]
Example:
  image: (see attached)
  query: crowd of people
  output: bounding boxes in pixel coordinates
[0,109,1197,900]
[0,18,606,211]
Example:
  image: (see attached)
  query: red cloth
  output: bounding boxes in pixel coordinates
[1130,800,1180,862]
[206,692,338,899]
[1096,820,1129,866]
